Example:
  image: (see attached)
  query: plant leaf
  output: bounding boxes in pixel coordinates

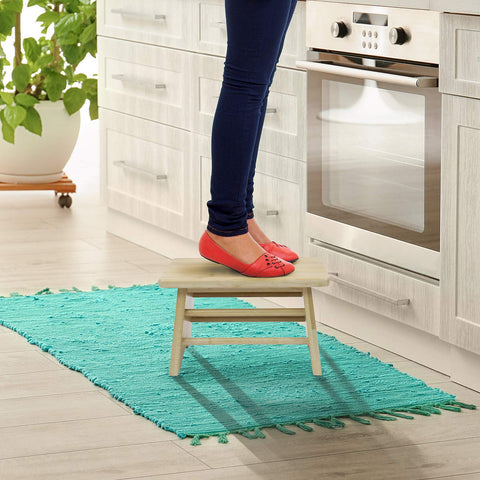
[43,71,67,102]
[36,11,60,29]
[63,87,86,114]
[12,64,31,92]
[79,21,96,44]
[55,13,82,38]
[0,109,15,143]
[21,106,42,136]
[15,93,39,108]
[3,104,27,128]
[23,37,41,63]
[88,96,98,121]
[61,44,85,65]
[2,0,23,13]
[81,78,97,97]
[0,11,15,36]
[0,91,14,105]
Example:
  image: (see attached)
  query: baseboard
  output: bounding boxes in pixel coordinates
[107,209,199,259]
[450,346,480,392]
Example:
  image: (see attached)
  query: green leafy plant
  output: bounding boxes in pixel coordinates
[0,0,97,144]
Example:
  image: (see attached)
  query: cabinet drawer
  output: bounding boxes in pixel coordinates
[98,37,192,129]
[192,53,306,161]
[440,13,480,99]
[191,0,307,69]
[97,0,192,49]
[307,241,440,335]
[99,108,194,240]
[192,133,305,253]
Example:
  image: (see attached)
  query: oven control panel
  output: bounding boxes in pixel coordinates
[306,2,440,64]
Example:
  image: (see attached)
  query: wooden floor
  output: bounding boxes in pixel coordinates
[1,136,479,479]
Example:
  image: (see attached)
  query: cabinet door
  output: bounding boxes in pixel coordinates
[97,0,193,49]
[192,133,305,253]
[440,13,480,100]
[98,37,192,130]
[440,95,480,355]
[99,108,195,240]
[308,241,440,335]
[191,0,307,69]
[191,53,306,161]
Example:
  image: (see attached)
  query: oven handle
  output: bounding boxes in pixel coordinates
[295,60,438,88]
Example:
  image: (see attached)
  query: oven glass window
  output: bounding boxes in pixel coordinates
[320,80,426,232]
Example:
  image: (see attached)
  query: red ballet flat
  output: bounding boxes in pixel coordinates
[259,241,299,263]
[198,231,295,277]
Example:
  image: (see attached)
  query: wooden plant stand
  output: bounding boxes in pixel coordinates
[0,172,76,208]
[158,257,329,377]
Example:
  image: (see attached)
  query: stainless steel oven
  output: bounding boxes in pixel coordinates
[297,2,441,279]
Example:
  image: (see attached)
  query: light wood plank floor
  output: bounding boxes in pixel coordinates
[1,117,479,479]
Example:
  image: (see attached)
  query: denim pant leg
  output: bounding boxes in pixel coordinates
[246,0,298,219]
[207,0,298,237]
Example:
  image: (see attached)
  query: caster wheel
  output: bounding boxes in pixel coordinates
[58,194,72,208]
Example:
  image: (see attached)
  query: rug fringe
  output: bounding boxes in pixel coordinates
[186,400,476,446]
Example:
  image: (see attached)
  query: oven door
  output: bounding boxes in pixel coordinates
[296,53,441,279]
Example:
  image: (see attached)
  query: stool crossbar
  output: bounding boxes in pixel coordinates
[158,257,329,376]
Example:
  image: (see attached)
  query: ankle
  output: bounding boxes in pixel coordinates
[246,218,271,244]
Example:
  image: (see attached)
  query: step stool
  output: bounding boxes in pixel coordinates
[158,257,329,376]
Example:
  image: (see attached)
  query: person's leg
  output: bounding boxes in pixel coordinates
[246,0,298,227]
[205,0,297,264]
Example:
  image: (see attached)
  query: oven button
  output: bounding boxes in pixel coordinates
[368,42,372,48]
[373,31,378,38]
[331,21,348,38]
[362,41,366,48]
[362,30,366,37]
[389,27,407,45]
[368,31,372,37]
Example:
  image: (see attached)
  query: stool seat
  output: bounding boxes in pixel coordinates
[158,257,329,290]
[158,257,329,377]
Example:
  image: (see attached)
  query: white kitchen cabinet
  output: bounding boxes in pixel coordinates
[98,0,307,255]
[307,241,440,335]
[192,133,306,253]
[191,0,307,69]
[440,94,480,355]
[97,0,193,49]
[440,13,480,100]
[191,52,307,161]
[98,36,193,130]
[99,108,195,240]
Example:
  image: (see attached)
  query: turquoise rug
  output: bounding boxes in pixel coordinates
[0,284,475,445]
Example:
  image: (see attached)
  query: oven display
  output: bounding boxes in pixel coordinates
[353,12,388,27]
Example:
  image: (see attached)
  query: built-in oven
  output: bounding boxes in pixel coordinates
[296,2,441,280]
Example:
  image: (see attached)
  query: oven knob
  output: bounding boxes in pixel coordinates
[389,27,407,45]
[331,21,348,38]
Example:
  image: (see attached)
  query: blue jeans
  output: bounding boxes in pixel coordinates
[206,0,298,237]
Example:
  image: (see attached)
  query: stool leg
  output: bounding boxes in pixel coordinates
[169,289,193,376]
[303,287,322,376]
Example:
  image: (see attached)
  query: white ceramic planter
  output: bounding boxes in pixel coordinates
[0,99,81,184]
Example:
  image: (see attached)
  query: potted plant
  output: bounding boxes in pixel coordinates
[0,0,97,184]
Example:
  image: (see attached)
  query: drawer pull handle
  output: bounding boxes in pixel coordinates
[266,210,279,216]
[328,272,411,306]
[111,8,166,21]
[113,161,167,181]
[111,74,166,90]
[266,107,277,114]
[211,21,226,28]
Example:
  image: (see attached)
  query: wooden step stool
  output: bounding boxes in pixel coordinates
[158,257,329,376]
